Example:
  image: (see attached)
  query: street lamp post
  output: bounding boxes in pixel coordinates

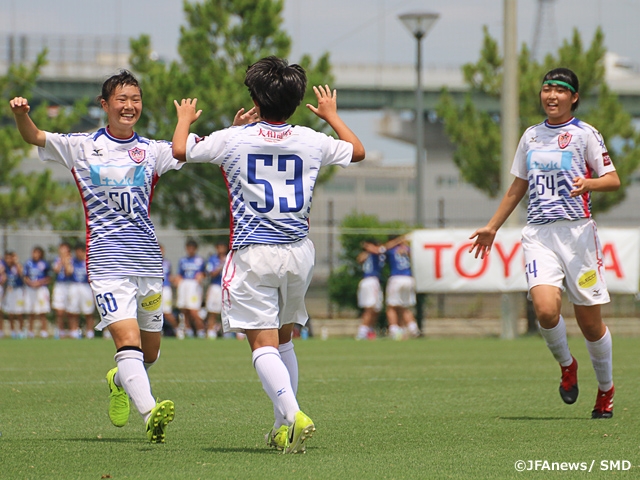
[399,11,439,333]
[399,11,439,227]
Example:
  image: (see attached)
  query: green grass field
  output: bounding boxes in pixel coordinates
[1,335,639,479]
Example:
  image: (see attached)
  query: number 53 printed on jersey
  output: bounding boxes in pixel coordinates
[247,154,304,214]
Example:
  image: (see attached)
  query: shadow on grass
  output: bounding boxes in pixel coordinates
[203,446,317,455]
[203,446,275,454]
[65,437,140,443]
[498,416,589,421]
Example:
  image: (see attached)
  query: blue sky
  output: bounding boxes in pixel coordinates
[2,0,639,67]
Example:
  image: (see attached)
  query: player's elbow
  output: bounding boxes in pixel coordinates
[172,147,187,163]
[351,145,366,163]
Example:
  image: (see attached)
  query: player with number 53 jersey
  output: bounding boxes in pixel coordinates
[173,56,366,454]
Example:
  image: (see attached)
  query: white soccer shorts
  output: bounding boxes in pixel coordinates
[385,275,416,308]
[51,282,70,311]
[24,286,51,315]
[92,276,164,332]
[357,276,382,311]
[176,279,203,310]
[67,283,96,316]
[521,218,610,306]
[206,283,222,314]
[2,287,24,315]
[162,285,174,315]
[221,238,314,333]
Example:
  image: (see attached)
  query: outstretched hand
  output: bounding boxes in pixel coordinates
[306,85,338,121]
[233,106,259,126]
[174,98,202,125]
[9,97,31,115]
[468,227,497,259]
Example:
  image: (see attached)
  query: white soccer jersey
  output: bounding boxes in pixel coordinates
[185,121,353,249]
[511,117,615,225]
[39,128,182,280]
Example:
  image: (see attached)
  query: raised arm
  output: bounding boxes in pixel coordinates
[468,177,528,259]
[172,98,202,162]
[9,97,46,147]
[306,85,365,162]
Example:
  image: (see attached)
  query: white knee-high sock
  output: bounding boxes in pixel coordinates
[585,327,613,392]
[273,341,298,428]
[278,341,298,393]
[114,348,157,420]
[252,346,299,426]
[539,315,573,367]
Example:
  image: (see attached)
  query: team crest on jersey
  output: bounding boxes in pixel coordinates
[558,131,572,149]
[128,147,146,163]
[603,152,612,166]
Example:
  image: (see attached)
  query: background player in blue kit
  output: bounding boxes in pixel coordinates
[159,244,179,337]
[10,70,178,442]
[384,236,420,340]
[51,242,73,339]
[67,244,95,339]
[23,246,51,338]
[469,68,620,419]
[2,251,25,338]
[175,239,206,338]
[355,240,385,341]
[205,241,228,339]
[172,56,365,453]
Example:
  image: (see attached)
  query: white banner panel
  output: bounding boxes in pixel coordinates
[410,228,640,294]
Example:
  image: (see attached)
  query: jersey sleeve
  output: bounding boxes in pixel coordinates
[585,127,616,177]
[319,134,353,168]
[185,130,231,164]
[153,140,184,176]
[38,132,87,170]
[510,133,529,180]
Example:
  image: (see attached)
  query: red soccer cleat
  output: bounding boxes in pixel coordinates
[592,385,614,419]
[559,356,579,404]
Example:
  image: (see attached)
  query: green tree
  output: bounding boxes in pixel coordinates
[1,53,87,244]
[436,27,640,212]
[129,0,334,232]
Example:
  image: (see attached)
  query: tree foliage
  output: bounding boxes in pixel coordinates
[1,53,87,235]
[436,27,640,212]
[129,0,334,231]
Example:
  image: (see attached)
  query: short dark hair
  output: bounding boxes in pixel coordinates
[244,56,307,122]
[542,67,580,111]
[75,243,86,252]
[33,246,45,257]
[186,239,198,249]
[99,69,142,102]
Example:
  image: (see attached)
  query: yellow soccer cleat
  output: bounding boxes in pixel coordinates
[285,411,315,454]
[265,425,289,451]
[146,400,175,443]
[106,367,130,427]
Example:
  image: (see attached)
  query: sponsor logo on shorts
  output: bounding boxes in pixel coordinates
[578,270,597,289]
[141,293,162,311]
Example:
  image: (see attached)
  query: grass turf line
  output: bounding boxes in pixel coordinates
[0,336,638,479]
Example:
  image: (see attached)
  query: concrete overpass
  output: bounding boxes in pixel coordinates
[1,30,639,115]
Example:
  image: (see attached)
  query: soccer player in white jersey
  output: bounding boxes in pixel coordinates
[469,68,620,419]
[172,56,366,453]
[9,70,179,442]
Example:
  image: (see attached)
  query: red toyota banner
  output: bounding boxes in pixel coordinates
[410,229,639,294]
